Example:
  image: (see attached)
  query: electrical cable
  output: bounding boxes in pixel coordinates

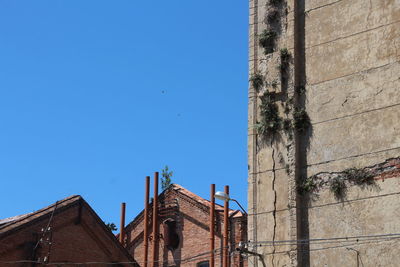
[0,250,223,265]
[256,235,400,256]
[1,236,399,265]
[33,201,59,251]
[247,232,400,246]
[247,191,400,216]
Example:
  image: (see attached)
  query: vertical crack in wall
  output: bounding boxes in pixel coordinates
[270,138,277,267]
[366,0,373,29]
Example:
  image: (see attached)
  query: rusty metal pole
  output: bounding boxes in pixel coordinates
[210,184,216,267]
[223,185,229,267]
[144,176,150,267]
[151,172,159,267]
[119,202,126,245]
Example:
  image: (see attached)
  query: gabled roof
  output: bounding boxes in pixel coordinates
[0,195,80,235]
[171,184,244,217]
[0,214,32,227]
[0,195,136,265]
[125,184,245,231]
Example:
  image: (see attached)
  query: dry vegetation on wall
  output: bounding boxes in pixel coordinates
[297,156,400,201]
[298,167,378,200]
[250,0,312,144]
[259,29,277,54]
[250,73,264,92]
[256,92,281,138]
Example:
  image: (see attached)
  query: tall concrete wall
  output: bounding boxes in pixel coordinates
[248,0,400,266]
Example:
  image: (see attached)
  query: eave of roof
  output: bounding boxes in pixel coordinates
[0,195,81,235]
[0,195,137,265]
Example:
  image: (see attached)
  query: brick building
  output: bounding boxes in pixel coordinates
[0,195,137,266]
[123,184,247,267]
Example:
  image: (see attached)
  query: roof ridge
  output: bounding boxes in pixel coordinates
[0,195,81,231]
[170,184,242,214]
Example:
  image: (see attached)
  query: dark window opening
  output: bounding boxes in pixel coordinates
[197,261,209,267]
[163,219,180,250]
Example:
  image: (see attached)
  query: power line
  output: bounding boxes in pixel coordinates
[1,235,399,265]
[250,235,400,248]
[0,251,223,266]
[2,234,400,265]
[257,235,400,256]
[1,236,398,265]
[248,191,400,216]
[247,232,400,246]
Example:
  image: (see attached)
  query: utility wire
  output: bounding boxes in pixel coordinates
[247,232,400,246]
[33,201,59,251]
[0,246,227,265]
[257,235,400,255]
[252,235,400,247]
[1,236,399,265]
[248,191,400,216]
[0,251,224,266]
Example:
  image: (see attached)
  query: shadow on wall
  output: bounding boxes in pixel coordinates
[163,218,182,267]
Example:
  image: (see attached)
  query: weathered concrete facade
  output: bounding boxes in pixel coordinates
[248,0,400,266]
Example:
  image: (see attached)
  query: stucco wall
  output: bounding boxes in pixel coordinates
[248,0,400,266]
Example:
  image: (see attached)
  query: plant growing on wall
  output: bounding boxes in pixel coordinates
[270,80,278,89]
[329,176,347,200]
[282,118,293,140]
[280,48,290,62]
[256,91,281,138]
[298,176,319,195]
[343,168,374,188]
[293,108,311,133]
[259,29,277,54]
[269,0,283,6]
[298,167,377,200]
[267,8,280,23]
[295,85,306,95]
[284,97,293,114]
[279,48,291,76]
[250,73,264,92]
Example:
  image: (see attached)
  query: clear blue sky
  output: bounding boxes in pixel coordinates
[0,1,249,228]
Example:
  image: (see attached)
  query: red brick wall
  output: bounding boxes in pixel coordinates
[124,190,247,267]
[0,201,134,266]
